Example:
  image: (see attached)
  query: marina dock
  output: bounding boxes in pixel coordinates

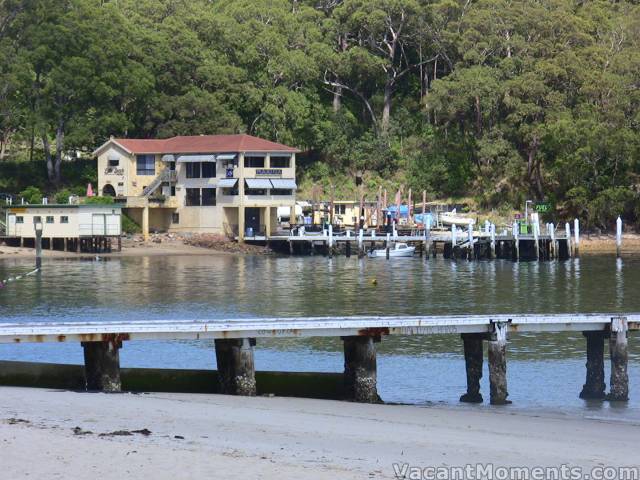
[1,313,634,405]
[262,223,575,261]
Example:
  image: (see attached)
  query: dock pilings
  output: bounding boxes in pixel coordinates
[214,338,257,396]
[82,339,122,392]
[607,317,629,401]
[460,333,484,403]
[342,335,380,403]
[579,331,606,399]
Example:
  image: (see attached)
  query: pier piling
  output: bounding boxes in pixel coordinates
[460,333,484,403]
[342,336,379,403]
[616,217,622,258]
[488,322,510,405]
[607,318,628,401]
[579,332,606,399]
[214,338,257,396]
[82,340,122,392]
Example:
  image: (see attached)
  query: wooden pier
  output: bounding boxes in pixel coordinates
[0,313,634,404]
[264,226,574,261]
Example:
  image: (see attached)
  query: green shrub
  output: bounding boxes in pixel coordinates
[82,196,114,205]
[19,186,43,204]
[54,187,84,204]
[121,213,141,234]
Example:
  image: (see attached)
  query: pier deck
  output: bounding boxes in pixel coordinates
[0,313,637,343]
[1,313,633,404]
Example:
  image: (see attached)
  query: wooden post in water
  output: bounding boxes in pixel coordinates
[490,223,496,259]
[565,222,572,258]
[35,228,42,269]
[82,340,122,392]
[342,336,380,403]
[607,317,628,401]
[513,221,519,262]
[533,216,540,261]
[460,333,484,403]
[549,223,556,259]
[358,228,364,258]
[214,338,257,396]
[616,216,622,258]
[574,218,580,257]
[328,223,334,258]
[467,222,473,260]
[424,221,430,259]
[579,331,606,399]
[488,321,510,405]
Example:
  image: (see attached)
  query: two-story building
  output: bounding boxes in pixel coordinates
[94,134,298,241]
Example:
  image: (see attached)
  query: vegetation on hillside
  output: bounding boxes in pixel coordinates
[1,0,639,229]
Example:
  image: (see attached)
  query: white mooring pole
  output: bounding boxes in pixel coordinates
[616,216,623,258]
[574,218,580,257]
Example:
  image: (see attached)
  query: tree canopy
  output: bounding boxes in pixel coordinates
[1,0,639,228]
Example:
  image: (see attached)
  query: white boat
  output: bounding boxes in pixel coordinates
[368,242,416,258]
[439,209,476,226]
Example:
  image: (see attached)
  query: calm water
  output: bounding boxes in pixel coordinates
[0,254,638,421]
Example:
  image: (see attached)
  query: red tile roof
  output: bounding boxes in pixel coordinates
[111,134,299,154]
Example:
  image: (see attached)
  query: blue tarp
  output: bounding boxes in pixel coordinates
[385,205,410,218]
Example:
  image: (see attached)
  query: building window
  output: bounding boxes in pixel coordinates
[244,155,265,168]
[136,154,155,175]
[245,188,266,195]
[16,216,23,224]
[186,188,201,206]
[170,186,176,196]
[60,216,69,224]
[270,156,290,168]
[33,216,42,224]
[201,162,216,178]
[186,162,201,179]
[46,216,54,224]
[201,188,217,206]
[222,188,238,196]
[271,189,293,196]
[335,205,346,215]
[108,158,120,167]
[172,213,179,224]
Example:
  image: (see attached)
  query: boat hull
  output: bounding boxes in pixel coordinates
[367,247,416,258]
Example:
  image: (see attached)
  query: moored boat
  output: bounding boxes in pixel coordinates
[439,209,476,226]
[367,242,416,258]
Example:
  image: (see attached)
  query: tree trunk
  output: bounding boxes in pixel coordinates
[43,133,54,182]
[381,82,393,134]
[332,82,342,113]
[54,119,64,186]
[475,95,482,136]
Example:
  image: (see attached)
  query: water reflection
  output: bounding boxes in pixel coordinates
[0,254,638,416]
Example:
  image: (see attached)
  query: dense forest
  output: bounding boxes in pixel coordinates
[1,0,639,228]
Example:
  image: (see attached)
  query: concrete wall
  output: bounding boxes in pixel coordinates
[0,360,344,399]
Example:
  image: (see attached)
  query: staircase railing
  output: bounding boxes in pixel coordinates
[142,169,177,197]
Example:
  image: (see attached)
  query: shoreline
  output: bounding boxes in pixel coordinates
[2,232,640,260]
[1,386,638,479]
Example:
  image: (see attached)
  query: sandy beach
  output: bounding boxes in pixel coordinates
[1,387,638,479]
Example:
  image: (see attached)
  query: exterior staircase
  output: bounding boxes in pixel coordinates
[142,169,177,197]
